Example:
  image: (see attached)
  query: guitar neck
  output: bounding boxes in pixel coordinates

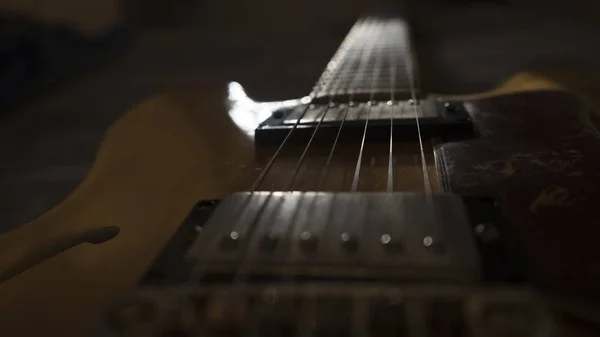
[312,17,420,103]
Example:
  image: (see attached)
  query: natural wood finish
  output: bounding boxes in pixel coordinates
[0,68,599,336]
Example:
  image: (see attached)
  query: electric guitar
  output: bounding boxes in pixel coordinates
[1,11,600,337]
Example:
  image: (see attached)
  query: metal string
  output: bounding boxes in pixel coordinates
[215,24,384,334]
[222,21,372,285]
[221,19,377,295]
[281,20,381,331]
[317,25,379,189]
[189,105,314,283]
[285,20,373,190]
[402,30,432,195]
[386,39,397,193]
[351,22,385,192]
[284,20,380,288]
[186,19,366,289]
[250,18,365,192]
[399,21,440,247]
[250,104,311,191]
[285,106,329,190]
[315,21,380,190]
[187,19,437,331]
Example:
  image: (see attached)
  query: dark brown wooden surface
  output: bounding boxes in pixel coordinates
[437,90,600,299]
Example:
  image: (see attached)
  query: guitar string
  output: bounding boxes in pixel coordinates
[190,18,433,330]
[250,105,311,192]
[401,21,441,246]
[213,26,380,334]
[186,21,366,288]
[386,29,397,193]
[188,19,439,329]
[213,34,352,289]
[283,19,367,190]
[261,21,376,300]
[284,105,329,190]
[250,18,363,192]
[216,20,375,301]
[281,20,381,330]
[317,21,379,190]
[286,18,379,254]
[274,19,376,269]
[211,103,317,327]
[185,102,312,281]
[402,23,432,195]
[350,22,385,192]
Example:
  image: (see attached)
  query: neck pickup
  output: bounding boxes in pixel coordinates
[255,99,474,145]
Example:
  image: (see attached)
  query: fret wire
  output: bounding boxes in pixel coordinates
[317,21,417,103]
[351,21,385,192]
[316,19,365,97]
[348,21,380,100]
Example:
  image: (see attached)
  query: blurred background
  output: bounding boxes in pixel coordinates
[0,0,377,232]
[0,0,599,232]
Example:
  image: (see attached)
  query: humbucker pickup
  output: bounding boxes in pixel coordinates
[186,192,480,283]
[140,192,523,286]
[255,100,474,145]
[95,192,544,336]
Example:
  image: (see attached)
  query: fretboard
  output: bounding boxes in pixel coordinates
[312,17,418,103]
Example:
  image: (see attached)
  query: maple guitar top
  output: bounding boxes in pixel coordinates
[2,16,600,337]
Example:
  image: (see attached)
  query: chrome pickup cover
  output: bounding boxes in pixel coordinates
[186,192,481,283]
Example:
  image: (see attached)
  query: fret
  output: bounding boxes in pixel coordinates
[313,17,417,103]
